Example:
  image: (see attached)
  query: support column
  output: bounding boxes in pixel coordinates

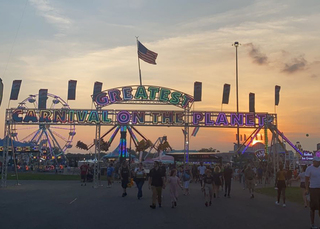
[93,108,101,188]
[119,126,127,164]
[1,117,10,188]
[183,108,190,170]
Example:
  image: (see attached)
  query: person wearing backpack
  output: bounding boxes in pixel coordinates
[183,164,192,195]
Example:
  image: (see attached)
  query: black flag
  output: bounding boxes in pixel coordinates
[92,82,103,101]
[249,93,255,113]
[275,85,281,106]
[10,80,22,100]
[38,89,48,109]
[222,84,231,104]
[68,80,77,100]
[194,81,202,101]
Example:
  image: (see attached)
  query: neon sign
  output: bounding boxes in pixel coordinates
[10,109,272,128]
[93,85,194,109]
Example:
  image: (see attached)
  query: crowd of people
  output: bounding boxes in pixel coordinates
[79,157,320,229]
[98,161,236,208]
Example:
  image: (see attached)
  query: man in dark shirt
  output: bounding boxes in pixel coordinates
[223,163,233,198]
[148,161,166,209]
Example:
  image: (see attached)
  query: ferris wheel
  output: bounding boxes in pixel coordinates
[11,93,76,161]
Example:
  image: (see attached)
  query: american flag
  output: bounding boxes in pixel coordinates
[138,41,158,65]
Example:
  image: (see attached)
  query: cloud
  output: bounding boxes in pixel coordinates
[29,0,72,30]
[282,56,307,73]
[244,43,268,65]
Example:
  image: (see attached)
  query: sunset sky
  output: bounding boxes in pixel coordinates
[0,0,319,154]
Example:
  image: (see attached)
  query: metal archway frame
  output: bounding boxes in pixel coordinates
[2,107,277,188]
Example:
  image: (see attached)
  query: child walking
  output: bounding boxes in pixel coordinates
[167,169,183,208]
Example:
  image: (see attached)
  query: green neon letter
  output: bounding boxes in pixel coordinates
[134,86,148,100]
[159,88,170,102]
[148,86,159,100]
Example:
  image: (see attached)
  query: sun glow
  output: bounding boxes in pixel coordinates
[252,140,263,146]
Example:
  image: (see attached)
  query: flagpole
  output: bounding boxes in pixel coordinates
[136,37,142,86]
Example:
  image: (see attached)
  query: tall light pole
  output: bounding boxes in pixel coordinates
[234,41,240,150]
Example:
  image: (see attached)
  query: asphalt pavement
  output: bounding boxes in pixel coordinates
[0,179,317,229]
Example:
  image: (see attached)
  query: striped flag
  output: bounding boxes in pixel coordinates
[138,41,158,65]
[191,127,200,137]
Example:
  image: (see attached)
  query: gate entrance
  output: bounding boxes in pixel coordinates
[1,85,299,188]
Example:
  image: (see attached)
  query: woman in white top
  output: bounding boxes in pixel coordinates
[291,165,308,207]
[134,163,146,200]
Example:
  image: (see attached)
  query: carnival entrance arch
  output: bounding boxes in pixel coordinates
[1,85,299,188]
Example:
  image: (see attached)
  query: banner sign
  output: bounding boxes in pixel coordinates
[9,108,272,128]
[222,84,230,104]
[10,80,22,100]
[68,80,77,100]
[92,85,194,109]
[301,151,314,161]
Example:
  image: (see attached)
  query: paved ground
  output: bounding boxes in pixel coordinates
[0,179,317,229]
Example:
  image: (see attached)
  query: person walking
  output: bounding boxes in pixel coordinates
[134,163,146,200]
[291,165,308,207]
[120,161,130,197]
[224,163,233,198]
[183,165,192,195]
[241,165,247,190]
[202,169,214,207]
[244,164,255,198]
[149,161,166,209]
[80,163,89,186]
[257,166,263,185]
[192,164,198,183]
[198,162,206,187]
[212,166,222,198]
[286,168,293,187]
[106,163,114,187]
[275,164,287,207]
[167,169,183,208]
[305,157,320,229]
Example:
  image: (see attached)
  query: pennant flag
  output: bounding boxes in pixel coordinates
[92,82,103,101]
[275,85,281,106]
[68,80,77,100]
[222,84,231,104]
[0,78,3,106]
[10,80,22,100]
[138,41,158,65]
[194,82,202,102]
[191,126,200,137]
[249,93,255,113]
[38,89,48,109]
